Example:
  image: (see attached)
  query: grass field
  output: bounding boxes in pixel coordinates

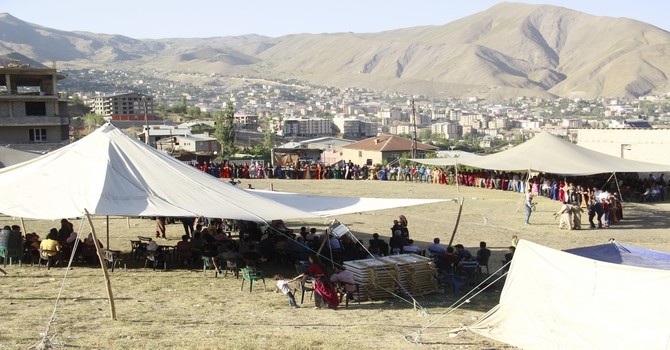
[1,178,668,350]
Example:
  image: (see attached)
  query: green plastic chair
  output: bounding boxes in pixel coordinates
[240,267,266,292]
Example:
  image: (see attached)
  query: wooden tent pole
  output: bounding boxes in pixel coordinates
[455,163,460,193]
[447,197,464,247]
[84,209,117,320]
[106,215,110,249]
[19,217,27,237]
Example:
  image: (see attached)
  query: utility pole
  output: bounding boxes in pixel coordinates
[141,95,150,146]
[410,97,417,159]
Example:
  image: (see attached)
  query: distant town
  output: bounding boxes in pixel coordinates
[3,59,670,169]
[64,67,670,152]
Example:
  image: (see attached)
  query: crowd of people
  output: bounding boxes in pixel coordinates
[191,159,667,207]
[2,219,104,267]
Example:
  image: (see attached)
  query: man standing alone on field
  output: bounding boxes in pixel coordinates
[524,191,533,225]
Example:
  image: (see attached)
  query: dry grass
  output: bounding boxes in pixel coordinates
[1,178,668,350]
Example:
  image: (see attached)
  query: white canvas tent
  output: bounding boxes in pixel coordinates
[0,123,445,221]
[462,240,670,349]
[412,131,670,175]
[0,123,319,221]
[249,189,445,217]
[0,123,448,322]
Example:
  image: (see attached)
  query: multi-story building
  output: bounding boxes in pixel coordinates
[378,109,402,127]
[282,116,332,137]
[91,92,154,122]
[333,116,379,139]
[431,122,461,139]
[0,55,70,151]
[233,114,259,130]
[155,133,220,154]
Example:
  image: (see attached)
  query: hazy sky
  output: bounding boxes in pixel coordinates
[3,0,669,39]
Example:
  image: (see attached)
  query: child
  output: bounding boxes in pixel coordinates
[275,274,298,308]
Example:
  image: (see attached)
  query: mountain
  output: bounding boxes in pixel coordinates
[2,2,670,101]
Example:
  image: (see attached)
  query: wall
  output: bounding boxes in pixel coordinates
[577,129,670,166]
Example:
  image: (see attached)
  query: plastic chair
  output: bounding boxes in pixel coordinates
[202,256,218,277]
[223,259,240,279]
[240,267,266,292]
[38,249,61,270]
[144,250,166,271]
[338,283,361,307]
[102,249,123,272]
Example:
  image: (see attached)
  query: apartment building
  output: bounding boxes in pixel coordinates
[91,92,153,122]
[233,114,259,130]
[333,115,379,139]
[0,55,70,151]
[282,116,332,137]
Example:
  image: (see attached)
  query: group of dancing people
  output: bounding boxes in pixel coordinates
[190,157,665,206]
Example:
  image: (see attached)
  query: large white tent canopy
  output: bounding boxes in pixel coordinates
[462,240,670,349]
[412,131,670,175]
[0,123,445,221]
[0,123,317,221]
[249,189,445,217]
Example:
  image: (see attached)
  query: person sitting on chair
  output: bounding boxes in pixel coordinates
[176,235,194,265]
[330,265,357,304]
[427,237,447,258]
[476,241,491,267]
[368,233,389,256]
[402,239,422,254]
[242,244,265,268]
[501,246,516,273]
[40,229,61,258]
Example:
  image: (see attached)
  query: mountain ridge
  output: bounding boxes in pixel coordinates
[2,3,670,101]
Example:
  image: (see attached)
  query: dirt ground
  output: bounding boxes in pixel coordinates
[1,178,668,350]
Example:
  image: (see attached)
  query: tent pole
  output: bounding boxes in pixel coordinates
[602,172,616,190]
[455,164,460,193]
[612,172,624,202]
[84,209,117,320]
[106,215,110,249]
[447,197,464,247]
[19,217,26,237]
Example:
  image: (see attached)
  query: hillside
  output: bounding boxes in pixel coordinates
[2,2,670,100]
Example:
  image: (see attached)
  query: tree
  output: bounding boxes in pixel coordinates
[215,103,237,158]
[70,94,86,107]
[82,113,105,131]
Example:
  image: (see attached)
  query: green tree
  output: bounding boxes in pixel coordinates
[187,106,201,118]
[70,94,86,107]
[82,113,105,131]
[215,103,237,158]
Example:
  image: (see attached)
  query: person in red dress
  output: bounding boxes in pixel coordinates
[291,255,339,309]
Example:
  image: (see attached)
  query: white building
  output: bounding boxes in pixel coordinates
[577,128,670,165]
[91,92,154,121]
[282,117,332,137]
[430,122,460,139]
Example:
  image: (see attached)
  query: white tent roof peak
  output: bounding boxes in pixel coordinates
[0,122,317,221]
[413,131,670,175]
